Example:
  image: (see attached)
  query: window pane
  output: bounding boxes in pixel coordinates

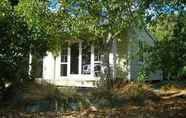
[82,42,91,74]
[61,48,67,63]
[94,43,103,76]
[94,44,102,61]
[94,63,101,77]
[70,43,79,74]
[61,64,67,76]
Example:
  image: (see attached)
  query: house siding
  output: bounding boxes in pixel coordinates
[43,52,55,80]
[128,28,162,80]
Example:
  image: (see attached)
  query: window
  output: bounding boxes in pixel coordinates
[61,48,68,76]
[94,44,103,62]
[61,48,67,63]
[81,42,91,74]
[61,64,67,76]
[94,44,103,76]
[70,43,79,74]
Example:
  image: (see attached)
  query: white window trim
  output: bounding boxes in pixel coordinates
[67,46,71,76]
[58,42,97,79]
[78,41,82,75]
[91,44,95,76]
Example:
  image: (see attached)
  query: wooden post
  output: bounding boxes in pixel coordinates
[79,41,82,75]
[112,39,117,80]
[28,53,32,76]
[127,46,131,80]
[53,56,56,81]
[67,46,71,76]
[91,44,95,76]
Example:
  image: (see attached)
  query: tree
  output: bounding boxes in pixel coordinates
[16,0,142,85]
[144,13,186,80]
[0,1,29,87]
[3,0,183,89]
[0,0,48,90]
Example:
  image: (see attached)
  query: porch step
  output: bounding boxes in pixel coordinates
[43,79,98,87]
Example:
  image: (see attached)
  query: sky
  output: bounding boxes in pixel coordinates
[48,0,186,21]
[48,0,61,13]
[146,4,186,21]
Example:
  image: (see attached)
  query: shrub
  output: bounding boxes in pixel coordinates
[177,66,186,79]
[137,70,149,82]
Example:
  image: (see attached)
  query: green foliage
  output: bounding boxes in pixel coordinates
[125,83,145,104]
[144,13,186,79]
[89,87,123,108]
[8,0,19,7]
[137,69,149,82]
[0,0,48,88]
[56,87,90,111]
[16,0,143,55]
[178,66,186,79]
[3,0,185,88]
[0,12,31,83]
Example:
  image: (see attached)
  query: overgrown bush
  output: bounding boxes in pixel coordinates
[144,14,186,80]
[117,82,157,105]
[177,66,186,79]
[88,87,123,108]
[0,0,48,90]
[56,87,90,111]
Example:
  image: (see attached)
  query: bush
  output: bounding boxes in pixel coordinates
[56,87,90,111]
[137,70,149,82]
[177,66,186,79]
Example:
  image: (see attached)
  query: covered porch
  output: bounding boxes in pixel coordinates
[42,41,116,87]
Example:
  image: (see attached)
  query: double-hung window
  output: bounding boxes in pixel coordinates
[61,48,68,76]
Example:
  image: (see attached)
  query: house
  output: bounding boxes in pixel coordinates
[30,27,162,87]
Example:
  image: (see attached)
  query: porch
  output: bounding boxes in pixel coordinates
[42,41,115,87]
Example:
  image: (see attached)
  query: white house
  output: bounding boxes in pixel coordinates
[30,27,162,87]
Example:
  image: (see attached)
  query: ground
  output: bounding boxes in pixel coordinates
[0,80,186,118]
[62,81,186,118]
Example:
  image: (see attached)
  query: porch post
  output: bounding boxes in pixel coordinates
[112,39,117,80]
[79,41,82,75]
[67,46,71,76]
[127,43,131,80]
[91,44,95,76]
[28,53,32,76]
[53,56,56,80]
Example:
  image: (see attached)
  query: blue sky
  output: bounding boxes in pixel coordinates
[48,0,186,21]
[146,4,186,21]
[48,0,61,13]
